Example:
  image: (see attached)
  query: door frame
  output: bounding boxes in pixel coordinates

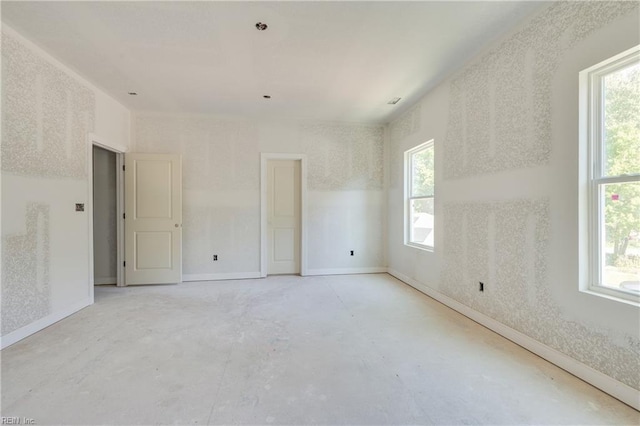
[87,133,127,302]
[260,153,307,277]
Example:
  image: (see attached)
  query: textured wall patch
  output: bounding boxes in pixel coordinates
[443,1,638,179]
[1,203,51,335]
[441,199,639,389]
[388,103,422,188]
[135,115,260,191]
[301,123,383,191]
[389,103,422,144]
[1,33,95,178]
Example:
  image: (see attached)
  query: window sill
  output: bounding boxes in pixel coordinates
[405,242,434,253]
[580,286,640,307]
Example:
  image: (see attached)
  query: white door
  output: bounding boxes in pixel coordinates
[124,153,182,285]
[267,159,301,275]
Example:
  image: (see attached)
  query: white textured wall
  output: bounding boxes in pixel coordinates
[386,2,640,389]
[95,91,131,150]
[1,27,131,341]
[132,114,385,277]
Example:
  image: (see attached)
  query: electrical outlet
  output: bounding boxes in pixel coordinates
[479,282,484,292]
[213,255,218,261]
[350,250,354,256]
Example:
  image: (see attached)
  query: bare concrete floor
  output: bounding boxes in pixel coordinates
[1,274,638,425]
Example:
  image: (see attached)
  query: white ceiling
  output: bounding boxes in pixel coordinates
[2,1,545,123]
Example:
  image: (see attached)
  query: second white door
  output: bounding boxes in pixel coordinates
[267,159,301,275]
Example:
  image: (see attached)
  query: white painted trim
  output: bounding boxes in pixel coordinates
[89,133,128,155]
[115,153,125,287]
[94,277,117,285]
[183,272,261,282]
[306,267,388,276]
[87,139,95,303]
[260,153,308,277]
[387,269,640,411]
[1,298,92,350]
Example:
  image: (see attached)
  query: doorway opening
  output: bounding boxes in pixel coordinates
[89,139,125,294]
[260,154,307,277]
[92,146,117,286]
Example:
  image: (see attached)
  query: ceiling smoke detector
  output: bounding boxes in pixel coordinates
[387,97,401,105]
[255,22,268,31]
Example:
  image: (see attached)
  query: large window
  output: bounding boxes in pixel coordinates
[405,140,434,250]
[581,46,640,303]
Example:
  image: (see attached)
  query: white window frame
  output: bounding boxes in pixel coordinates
[580,45,640,305]
[404,140,435,251]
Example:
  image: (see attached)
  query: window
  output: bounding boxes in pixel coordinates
[581,46,640,303]
[405,140,434,250]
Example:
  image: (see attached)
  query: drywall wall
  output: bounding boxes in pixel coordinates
[95,91,131,150]
[132,114,385,278]
[92,146,117,285]
[386,1,640,389]
[1,26,131,345]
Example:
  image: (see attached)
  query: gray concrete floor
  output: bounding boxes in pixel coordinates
[1,274,638,425]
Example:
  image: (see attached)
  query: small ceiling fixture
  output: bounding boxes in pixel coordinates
[387,97,401,105]
[128,92,138,96]
[255,22,268,31]
[263,95,271,99]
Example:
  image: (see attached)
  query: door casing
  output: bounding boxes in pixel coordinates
[260,153,307,277]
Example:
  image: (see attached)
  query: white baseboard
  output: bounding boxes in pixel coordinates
[94,276,116,285]
[305,267,388,276]
[182,272,262,282]
[1,298,93,350]
[387,269,640,411]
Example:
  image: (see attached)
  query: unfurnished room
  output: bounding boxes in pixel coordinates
[1,1,639,425]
